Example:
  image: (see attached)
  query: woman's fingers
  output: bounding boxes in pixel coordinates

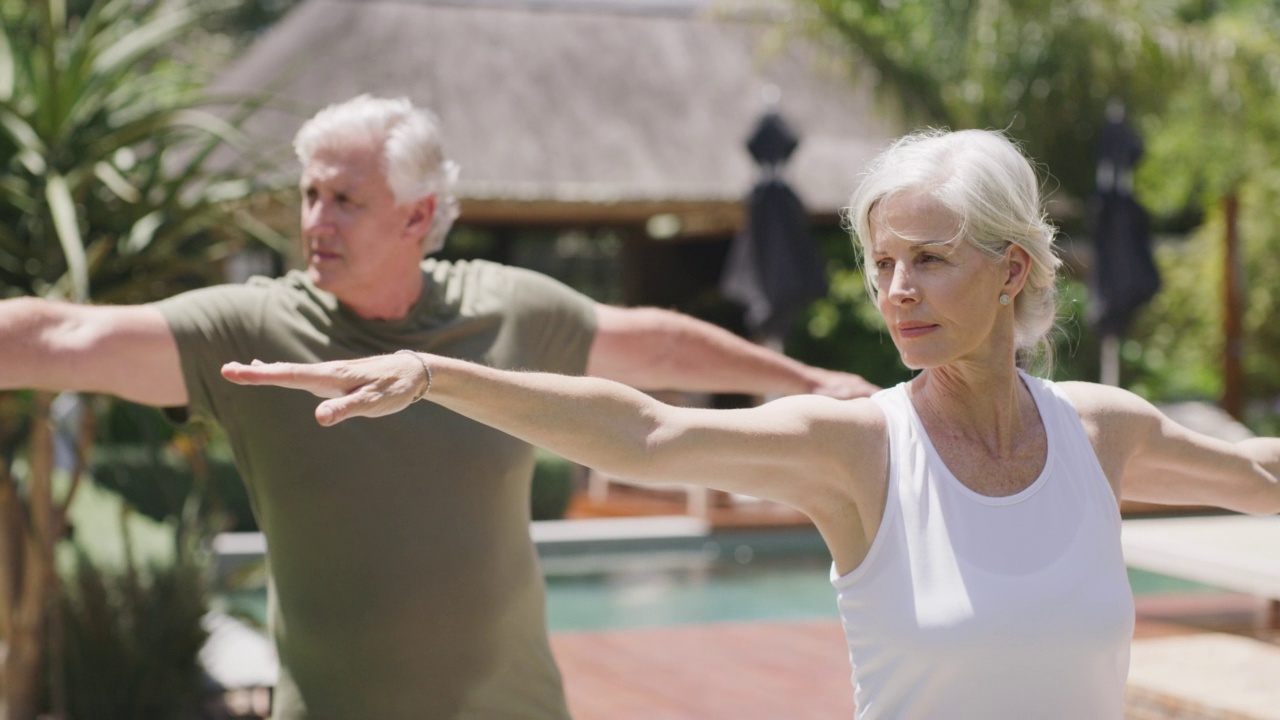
[222,361,350,396]
[316,396,355,426]
[224,356,423,425]
[316,384,408,425]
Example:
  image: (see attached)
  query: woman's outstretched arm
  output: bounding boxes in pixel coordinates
[1063,381,1280,515]
[221,352,883,516]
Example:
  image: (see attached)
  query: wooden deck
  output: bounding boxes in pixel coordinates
[552,609,1279,720]
[555,491,1280,719]
[552,619,855,720]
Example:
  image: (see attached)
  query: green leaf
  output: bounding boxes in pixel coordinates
[123,212,163,256]
[91,6,197,80]
[93,161,141,204]
[44,172,89,302]
[0,106,49,175]
[0,17,13,102]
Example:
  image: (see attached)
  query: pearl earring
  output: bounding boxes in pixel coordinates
[999,294,1011,306]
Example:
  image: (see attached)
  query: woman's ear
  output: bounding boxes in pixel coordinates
[1003,244,1032,299]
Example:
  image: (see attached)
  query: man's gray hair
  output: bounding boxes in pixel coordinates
[294,95,461,255]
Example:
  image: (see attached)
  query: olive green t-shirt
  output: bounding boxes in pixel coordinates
[154,259,596,719]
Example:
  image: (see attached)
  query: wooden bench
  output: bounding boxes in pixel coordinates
[1122,515,1280,630]
[1126,632,1280,719]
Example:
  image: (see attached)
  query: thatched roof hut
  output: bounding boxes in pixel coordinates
[217,0,896,235]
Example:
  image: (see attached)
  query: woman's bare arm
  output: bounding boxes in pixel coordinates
[222,352,884,518]
[223,352,891,574]
[1063,382,1280,515]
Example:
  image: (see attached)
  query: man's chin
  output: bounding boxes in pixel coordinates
[307,266,337,292]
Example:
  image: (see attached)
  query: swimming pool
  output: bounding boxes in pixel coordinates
[215,525,1228,633]
[540,528,1227,632]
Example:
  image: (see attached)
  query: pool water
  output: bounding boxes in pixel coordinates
[217,532,1228,633]
[545,550,836,631]
[542,546,1226,632]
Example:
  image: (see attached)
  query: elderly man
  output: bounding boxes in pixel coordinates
[0,95,875,719]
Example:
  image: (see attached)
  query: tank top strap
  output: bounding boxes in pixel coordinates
[1018,370,1121,517]
[869,383,914,449]
[829,384,914,587]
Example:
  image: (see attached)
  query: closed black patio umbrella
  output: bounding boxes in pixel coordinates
[1088,101,1160,383]
[719,110,828,345]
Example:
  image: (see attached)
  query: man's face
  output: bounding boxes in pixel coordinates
[298,141,425,305]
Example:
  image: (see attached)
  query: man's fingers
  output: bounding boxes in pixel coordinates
[814,375,880,400]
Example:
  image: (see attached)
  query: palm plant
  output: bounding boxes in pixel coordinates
[0,1,282,716]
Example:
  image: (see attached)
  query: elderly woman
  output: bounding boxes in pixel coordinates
[223,129,1280,719]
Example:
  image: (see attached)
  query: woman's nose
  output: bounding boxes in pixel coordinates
[887,265,918,304]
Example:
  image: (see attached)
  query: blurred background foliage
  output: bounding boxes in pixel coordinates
[790,0,1280,432]
[0,0,277,715]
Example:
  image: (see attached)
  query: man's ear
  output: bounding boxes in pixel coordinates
[405,194,437,241]
[1003,244,1032,299]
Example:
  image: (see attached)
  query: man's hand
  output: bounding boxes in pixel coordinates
[803,368,880,400]
[221,353,430,426]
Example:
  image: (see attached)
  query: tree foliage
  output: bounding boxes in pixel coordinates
[0,1,279,716]
[803,0,1186,204]
[796,0,1280,417]
[0,0,284,305]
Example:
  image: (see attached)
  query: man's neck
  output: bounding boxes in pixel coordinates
[336,272,425,321]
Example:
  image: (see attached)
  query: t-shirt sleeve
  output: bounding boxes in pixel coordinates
[151,284,269,422]
[496,265,597,376]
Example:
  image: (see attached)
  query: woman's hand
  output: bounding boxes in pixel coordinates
[221,353,431,426]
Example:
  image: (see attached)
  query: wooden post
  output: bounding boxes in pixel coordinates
[1222,193,1244,420]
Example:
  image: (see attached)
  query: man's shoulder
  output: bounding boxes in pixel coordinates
[423,257,535,283]
[154,271,321,327]
[423,258,590,306]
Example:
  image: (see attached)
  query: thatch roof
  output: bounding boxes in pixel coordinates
[215,0,898,229]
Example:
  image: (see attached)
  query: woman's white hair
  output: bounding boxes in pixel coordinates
[845,128,1062,362]
[293,95,461,255]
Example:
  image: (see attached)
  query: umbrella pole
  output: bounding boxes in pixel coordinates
[1100,333,1121,386]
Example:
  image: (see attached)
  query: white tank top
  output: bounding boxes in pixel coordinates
[832,372,1134,719]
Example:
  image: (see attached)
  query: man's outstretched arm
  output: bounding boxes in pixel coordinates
[586,304,877,399]
[0,297,187,407]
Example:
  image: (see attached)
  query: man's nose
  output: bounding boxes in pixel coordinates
[302,199,333,234]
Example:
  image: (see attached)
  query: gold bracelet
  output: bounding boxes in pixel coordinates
[395,350,433,402]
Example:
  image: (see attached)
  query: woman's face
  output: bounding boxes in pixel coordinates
[868,192,1012,370]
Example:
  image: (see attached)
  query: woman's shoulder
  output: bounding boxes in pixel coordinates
[782,392,888,424]
[769,394,889,460]
[1055,380,1164,436]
